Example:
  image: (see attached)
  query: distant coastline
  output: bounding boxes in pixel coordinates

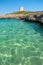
[0,11,43,23]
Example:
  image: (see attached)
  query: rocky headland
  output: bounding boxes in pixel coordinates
[0,11,43,23]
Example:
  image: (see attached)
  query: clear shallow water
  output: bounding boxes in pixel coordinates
[0,19,43,65]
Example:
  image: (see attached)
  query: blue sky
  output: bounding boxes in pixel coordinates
[0,0,43,15]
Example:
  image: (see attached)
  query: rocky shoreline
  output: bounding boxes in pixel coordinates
[0,11,43,23]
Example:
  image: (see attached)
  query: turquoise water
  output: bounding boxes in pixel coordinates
[0,19,43,65]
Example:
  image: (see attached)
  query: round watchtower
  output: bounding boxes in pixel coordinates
[19,6,24,12]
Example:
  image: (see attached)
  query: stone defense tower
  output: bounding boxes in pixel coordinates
[19,6,24,12]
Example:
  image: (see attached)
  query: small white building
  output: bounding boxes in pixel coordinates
[19,6,24,12]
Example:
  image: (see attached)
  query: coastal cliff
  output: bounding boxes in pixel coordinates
[0,11,43,23]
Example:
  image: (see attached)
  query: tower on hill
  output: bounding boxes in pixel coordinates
[19,6,24,12]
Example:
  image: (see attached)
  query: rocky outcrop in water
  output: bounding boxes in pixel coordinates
[0,11,43,23]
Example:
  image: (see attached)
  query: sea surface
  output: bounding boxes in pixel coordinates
[0,19,43,65]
